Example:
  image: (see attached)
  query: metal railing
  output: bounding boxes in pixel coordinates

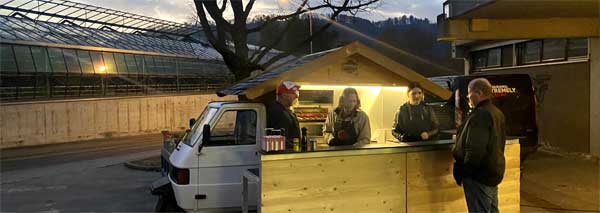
[0,73,231,102]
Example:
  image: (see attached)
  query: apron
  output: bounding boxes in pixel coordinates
[329,118,358,146]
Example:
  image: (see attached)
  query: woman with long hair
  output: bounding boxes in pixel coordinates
[324,87,371,146]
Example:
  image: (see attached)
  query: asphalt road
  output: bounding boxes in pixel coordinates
[1,134,163,212]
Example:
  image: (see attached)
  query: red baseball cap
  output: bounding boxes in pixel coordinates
[276,81,300,95]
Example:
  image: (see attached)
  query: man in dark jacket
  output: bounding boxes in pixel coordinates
[452,78,506,213]
[267,81,301,150]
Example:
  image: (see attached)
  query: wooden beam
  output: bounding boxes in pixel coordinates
[439,17,599,41]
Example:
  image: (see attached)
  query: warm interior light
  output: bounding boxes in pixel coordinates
[297,84,409,143]
[99,66,106,73]
[300,84,408,91]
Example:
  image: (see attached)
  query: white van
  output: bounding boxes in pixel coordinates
[151,101,266,212]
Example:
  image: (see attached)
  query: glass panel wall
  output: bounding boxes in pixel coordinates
[0,44,18,73]
[77,50,94,74]
[31,46,51,73]
[48,48,68,73]
[0,44,231,101]
[13,45,36,73]
[102,52,117,74]
[63,49,82,74]
[90,51,105,74]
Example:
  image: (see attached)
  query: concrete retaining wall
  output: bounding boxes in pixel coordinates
[0,94,234,148]
[481,61,591,153]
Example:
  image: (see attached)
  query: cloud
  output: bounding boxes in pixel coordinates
[70,0,444,23]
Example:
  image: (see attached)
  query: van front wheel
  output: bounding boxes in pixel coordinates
[155,195,183,213]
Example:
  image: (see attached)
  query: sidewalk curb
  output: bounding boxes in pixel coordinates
[124,158,161,172]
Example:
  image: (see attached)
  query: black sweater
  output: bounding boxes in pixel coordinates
[392,103,439,141]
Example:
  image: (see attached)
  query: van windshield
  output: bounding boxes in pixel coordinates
[181,107,218,147]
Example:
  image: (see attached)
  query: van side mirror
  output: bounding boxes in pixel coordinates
[199,124,210,153]
[189,118,196,129]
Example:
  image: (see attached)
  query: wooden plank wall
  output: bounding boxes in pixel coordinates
[406,150,467,212]
[261,153,407,213]
[260,143,520,213]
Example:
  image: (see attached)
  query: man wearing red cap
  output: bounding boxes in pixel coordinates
[267,81,301,150]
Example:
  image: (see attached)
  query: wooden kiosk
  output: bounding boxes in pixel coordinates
[220,42,520,212]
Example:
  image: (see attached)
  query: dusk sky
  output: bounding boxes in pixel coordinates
[71,0,444,23]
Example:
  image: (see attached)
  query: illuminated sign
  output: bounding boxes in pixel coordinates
[492,85,517,98]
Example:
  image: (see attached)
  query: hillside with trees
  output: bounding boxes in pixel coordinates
[249,14,463,77]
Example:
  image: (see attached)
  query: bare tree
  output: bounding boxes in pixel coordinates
[193,0,380,81]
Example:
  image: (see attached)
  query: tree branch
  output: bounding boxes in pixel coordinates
[194,1,233,57]
[219,0,227,13]
[247,0,379,33]
[202,0,233,31]
[251,16,303,64]
[244,0,255,19]
[261,1,354,68]
[250,0,309,64]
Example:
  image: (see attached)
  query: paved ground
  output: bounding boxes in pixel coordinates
[1,135,599,212]
[520,150,600,213]
[1,134,163,212]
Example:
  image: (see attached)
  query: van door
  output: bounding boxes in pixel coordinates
[197,109,259,210]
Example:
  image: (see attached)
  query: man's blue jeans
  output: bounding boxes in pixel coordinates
[462,177,499,213]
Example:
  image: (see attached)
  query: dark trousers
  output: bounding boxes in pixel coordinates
[462,177,499,213]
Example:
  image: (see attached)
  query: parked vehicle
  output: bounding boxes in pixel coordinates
[152,101,265,212]
[429,74,539,160]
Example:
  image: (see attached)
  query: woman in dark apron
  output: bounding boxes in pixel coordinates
[392,82,439,142]
[324,88,371,146]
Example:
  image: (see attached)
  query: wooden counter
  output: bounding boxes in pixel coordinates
[259,139,520,213]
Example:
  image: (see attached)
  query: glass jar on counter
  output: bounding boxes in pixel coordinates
[293,137,301,152]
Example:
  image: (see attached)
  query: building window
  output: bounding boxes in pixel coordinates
[0,45,18,73]
[134,55,145,74]
[77,50,94,74]
[48,48,67,73]
[124,54,139,74]
[567,38,588,58]
[162,57,177,75]
[90,51,105,74]
[473,50,487,69]
[63,49,82,74]
[31,47,51,73]
[501,45,513,67]
[13,45,36,73]
[102,52,117,74]
[522,40,541,64]
[487,48,501,67]
[542,38,566,61]
[113,53,128,74]
[144,55,157,74]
